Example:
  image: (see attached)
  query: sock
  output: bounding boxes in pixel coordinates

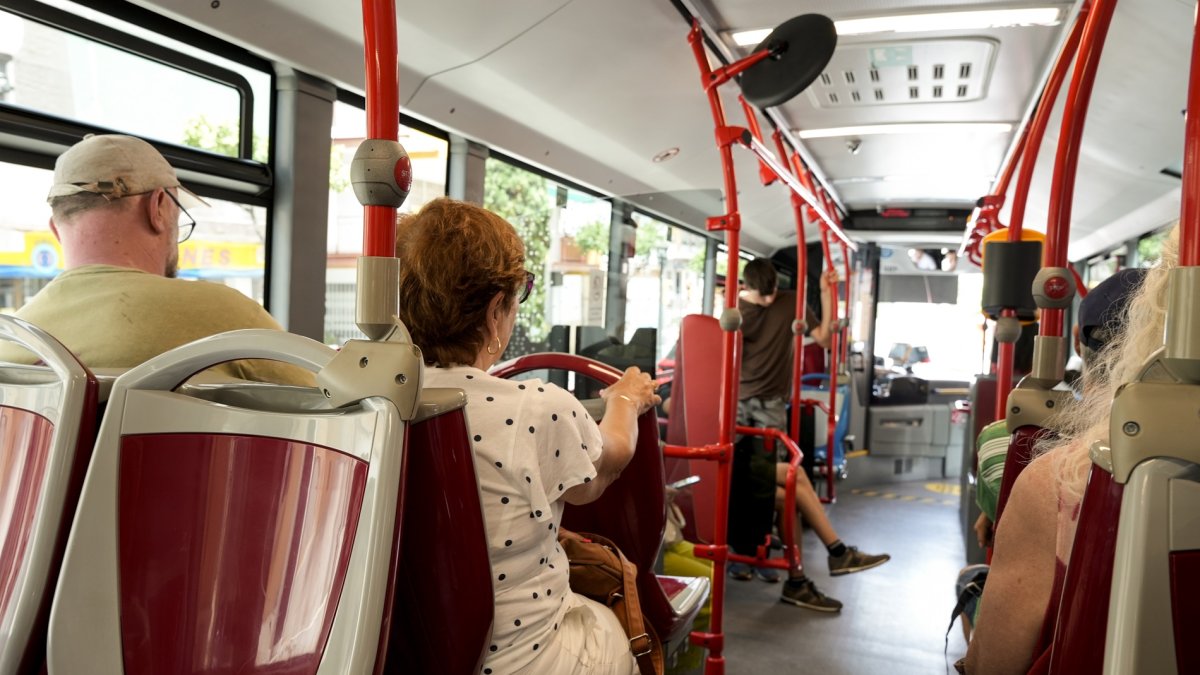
[785,574,809,587]
[827,540,847,558]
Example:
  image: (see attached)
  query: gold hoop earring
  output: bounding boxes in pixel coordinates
[486,335,501,355]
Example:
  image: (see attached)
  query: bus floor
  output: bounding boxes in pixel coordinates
[671,479,968,675]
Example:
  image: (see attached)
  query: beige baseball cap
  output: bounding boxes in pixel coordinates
[47,134,209,208]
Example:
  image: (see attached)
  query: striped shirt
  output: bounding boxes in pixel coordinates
[975,420,1010,521]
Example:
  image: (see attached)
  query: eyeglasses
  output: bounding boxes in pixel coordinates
[519,270,536,304]
[164,189,196,243]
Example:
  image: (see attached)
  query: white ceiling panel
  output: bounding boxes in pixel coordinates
[132,0,1193,258]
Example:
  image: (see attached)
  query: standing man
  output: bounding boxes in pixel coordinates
[733,257,889,612]
[0,134,312,384]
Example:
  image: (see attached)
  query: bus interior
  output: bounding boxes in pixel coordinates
[0,0,1196,673]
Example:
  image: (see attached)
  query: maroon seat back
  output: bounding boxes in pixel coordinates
[1048,466,1123,673]
[667,315,734,544]
[384,405,493,675]
[0,317,98,675]
[993,424,1051,525]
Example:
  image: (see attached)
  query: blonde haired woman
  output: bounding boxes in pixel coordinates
[966,225,1178,674]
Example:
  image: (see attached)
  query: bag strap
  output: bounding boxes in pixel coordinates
[609,537,664,675]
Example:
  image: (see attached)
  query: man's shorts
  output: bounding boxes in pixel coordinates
[737,396,786,431]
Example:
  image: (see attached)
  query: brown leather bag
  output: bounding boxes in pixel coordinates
[557,529,664,675]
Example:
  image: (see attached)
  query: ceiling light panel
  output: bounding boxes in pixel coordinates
[806,40,997,107]
[797,123,1013,139]
[729,8,1062,45]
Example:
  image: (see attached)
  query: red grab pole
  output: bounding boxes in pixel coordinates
[362,0,399,257]
[1042,0,1119,337]
[771,130,810,444]
[1009,8,1088,240]
[1182,1,1200,266]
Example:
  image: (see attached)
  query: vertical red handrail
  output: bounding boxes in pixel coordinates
[771,130,810,444]
[741,96,777,187]
[1182,1,1200,266]
[361,0,399,257]
[992,8,1087,420]
[1042,0,1119,338]
[684,19,770,672]
[1009,8,1089,240]
[818,227,840,502]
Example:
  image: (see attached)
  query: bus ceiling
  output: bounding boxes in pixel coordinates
[135,0,1190,259]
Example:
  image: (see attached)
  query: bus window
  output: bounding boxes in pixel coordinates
[0,4,267,160]
[484,157,611,358]
[624,213,707,363]
[873,246,985,380]
[324,100,449,345]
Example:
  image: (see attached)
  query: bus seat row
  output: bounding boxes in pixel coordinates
[0,317,704,674]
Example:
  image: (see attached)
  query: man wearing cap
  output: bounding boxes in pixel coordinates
[0,134,312,384]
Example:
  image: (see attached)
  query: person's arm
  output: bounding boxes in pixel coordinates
[965,454,1058,674]
[808,269,838,349]
[563,366,660,505]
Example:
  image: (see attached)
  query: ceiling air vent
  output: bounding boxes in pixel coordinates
[807,39,996,108]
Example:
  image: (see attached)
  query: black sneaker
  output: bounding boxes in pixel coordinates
[780,579,842,612]
[828,547,890,576]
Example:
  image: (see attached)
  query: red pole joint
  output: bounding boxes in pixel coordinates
[361,0,400,258]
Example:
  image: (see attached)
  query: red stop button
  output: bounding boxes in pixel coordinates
[1044,276,1070,300]
[394,154,413,193]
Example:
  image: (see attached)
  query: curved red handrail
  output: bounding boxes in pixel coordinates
[991,8,1087,418]
[1009,9,1089,240]
[1042,0,1119,338]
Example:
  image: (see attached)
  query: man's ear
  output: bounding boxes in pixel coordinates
[144,188,169,235]
[48,218,60,241]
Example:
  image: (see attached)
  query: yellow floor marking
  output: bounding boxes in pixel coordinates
[846,486,958,508]
[924,482,961,496]
[845,449,869,459]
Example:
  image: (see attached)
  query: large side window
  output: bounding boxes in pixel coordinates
[484,157,611,358]
[0,2,273,307]
[324,100,448,345]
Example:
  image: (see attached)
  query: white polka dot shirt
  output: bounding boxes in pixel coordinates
[424,366,603,674]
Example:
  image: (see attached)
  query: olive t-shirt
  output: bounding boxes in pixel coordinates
[0,265,314,385]
[739,290,817,401]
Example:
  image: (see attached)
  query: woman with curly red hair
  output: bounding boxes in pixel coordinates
[395,198,659,675]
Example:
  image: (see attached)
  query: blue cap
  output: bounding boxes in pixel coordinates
[1078,268,1146,353]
